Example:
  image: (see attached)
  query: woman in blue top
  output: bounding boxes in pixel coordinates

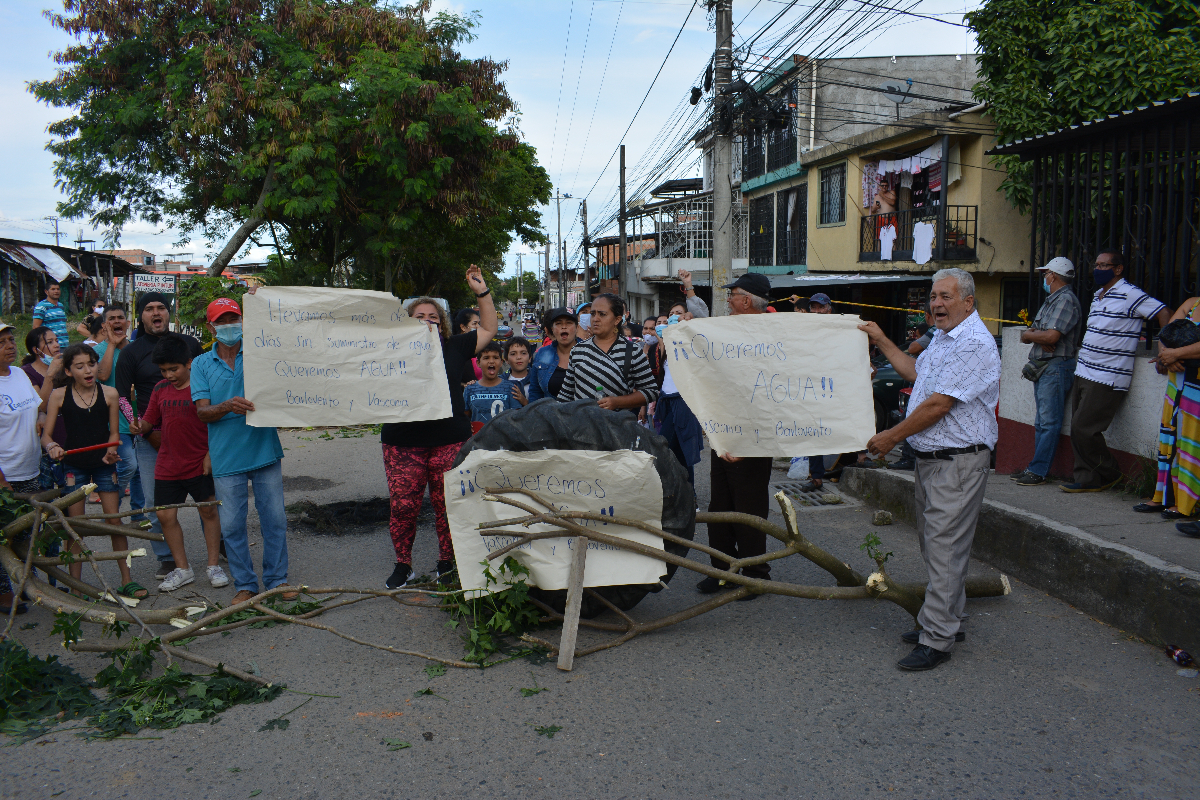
[528,307,579,401]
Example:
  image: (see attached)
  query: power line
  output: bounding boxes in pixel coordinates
[567,0,626,192]
[555,1,597,181]
[580,0,701,202]
[547,0,577,181]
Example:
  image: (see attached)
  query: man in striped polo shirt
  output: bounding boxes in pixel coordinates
[1064,251,1170,493]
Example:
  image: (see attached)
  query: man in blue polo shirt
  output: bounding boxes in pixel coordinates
[31,281,69,349]
[192,296,296,604]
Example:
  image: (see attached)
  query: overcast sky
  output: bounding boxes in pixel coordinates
[0,0,978,276]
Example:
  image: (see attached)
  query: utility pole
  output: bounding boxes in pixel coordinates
[711,0,734,316]
[44,216,60,247]
[516,253,522,310]
[580,199,591,301]
[618,145,628,300]
[544,239,551,314]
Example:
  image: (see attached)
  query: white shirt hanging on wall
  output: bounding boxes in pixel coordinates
[913,221,935,265]
[879,224,898,261]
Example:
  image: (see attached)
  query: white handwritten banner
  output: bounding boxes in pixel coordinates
[665,314,874,457]
[445,449,666,595]
[242,286,452,427]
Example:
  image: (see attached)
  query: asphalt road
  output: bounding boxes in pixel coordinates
[3,435,1197,799]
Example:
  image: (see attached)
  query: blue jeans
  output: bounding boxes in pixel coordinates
[1027,357,1076,477]
[214,460,289,593]
[117,434,147,524]
[133,437,173,562]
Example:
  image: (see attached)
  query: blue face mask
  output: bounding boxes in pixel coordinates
[40,354,53,366]
[668,315,680,325]
[1042,278,1052,293]
[1092,267,1115,286]
[655,324,667,338]
[213,323,243,346]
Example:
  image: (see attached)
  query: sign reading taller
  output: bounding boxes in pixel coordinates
[242,286,453,427]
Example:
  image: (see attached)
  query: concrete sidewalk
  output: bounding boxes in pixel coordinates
[841,465,1200,655]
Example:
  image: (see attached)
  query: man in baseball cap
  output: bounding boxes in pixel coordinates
[700,271,775,599]
[192,292,298,602]
[721,272,772,309]
[206,297,242,323]
[1011,256,1083,486]
[809,292,833,313]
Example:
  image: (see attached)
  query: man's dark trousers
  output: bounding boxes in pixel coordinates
[706,452,773,580]
[1070,376,1126,486]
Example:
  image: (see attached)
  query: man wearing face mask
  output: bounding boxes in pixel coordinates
[1010,257,1083,487]
[1065,250,1170,492]
[116,292,204,575]
[192,297,297,603]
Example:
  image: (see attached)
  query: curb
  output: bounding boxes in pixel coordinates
[840,467,1200,654]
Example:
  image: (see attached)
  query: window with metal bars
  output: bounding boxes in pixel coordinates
[742,129,765,180]
[775,187,807,267]
[767,83,799,173]
[748,195,774,267]
[819,163,846,225]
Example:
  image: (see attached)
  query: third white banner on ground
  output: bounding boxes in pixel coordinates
[242,286,452,427]
[445,449,666,595]
[665,314,874,457]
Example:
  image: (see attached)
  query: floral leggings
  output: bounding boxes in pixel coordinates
[382,443,460,565]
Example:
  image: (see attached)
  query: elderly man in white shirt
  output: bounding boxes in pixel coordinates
[859,268,1001,672]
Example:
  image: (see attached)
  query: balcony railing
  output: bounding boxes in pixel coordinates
[859,205,977,263]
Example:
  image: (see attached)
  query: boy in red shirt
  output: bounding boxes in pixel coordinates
[131,334,227,591]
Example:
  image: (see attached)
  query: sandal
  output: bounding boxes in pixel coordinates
[117,581,149,600]
[1133,502,1165,513]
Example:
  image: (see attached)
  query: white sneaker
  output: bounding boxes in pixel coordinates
[158,567,194,592]
[206,565,230,588]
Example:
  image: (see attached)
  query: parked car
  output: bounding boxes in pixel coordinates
[494,324,513,342]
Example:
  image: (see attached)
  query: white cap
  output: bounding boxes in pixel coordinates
[1038,256,1074,278]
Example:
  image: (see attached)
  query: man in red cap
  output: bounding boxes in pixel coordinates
[192,296,297,603]
[116,291,204,576]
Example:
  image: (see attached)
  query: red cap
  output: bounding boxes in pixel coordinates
[206,297,242,323]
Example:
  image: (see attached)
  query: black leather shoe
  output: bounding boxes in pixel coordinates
[1178,521,1200,538]
[696,576,728,594]
[897,644,952,671]
[901,629,966,645]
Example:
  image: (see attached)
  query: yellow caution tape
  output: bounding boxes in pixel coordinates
[774,295,1022,326]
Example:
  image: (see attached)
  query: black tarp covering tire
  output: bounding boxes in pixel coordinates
[452,398,696,619]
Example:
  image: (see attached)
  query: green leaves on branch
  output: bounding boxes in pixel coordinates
[440,557,546,664]
[31,0,550,292]
[967,0,1200,210]
[0,639,282,742]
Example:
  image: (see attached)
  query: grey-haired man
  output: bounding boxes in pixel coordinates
[1011,257,1082,486]
[860,268,1001,671]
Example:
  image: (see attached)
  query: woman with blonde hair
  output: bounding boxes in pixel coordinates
[378,268,497,589]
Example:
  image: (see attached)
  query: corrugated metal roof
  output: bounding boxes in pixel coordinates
[989,93,1200,156]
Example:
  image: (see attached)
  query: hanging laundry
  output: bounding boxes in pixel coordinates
[862,161,879,208]
[880,224,898,261]
[913,221,935,265]
[928,162,942,193]
[911,170,929,208]
[900,171,913,189]
[948,142,962,186]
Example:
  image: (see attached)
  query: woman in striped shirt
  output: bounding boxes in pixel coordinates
[556,293,659,412]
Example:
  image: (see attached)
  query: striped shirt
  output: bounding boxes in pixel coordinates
[1075,279,1166,391]
[32,299,69,349]
[556,336,660,405]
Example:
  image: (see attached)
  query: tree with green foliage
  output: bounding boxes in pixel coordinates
[31,0,549,286]
[493,271,542,309]
[967,0,1200,209]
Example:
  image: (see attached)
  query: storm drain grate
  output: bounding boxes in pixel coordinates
[771,482,859,510]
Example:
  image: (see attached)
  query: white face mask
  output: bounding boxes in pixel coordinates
[643,333,658,344]
[578,313,592,329]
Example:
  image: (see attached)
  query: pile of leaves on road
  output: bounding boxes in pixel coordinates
[440,557,546,664]
[0,638,282,743]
